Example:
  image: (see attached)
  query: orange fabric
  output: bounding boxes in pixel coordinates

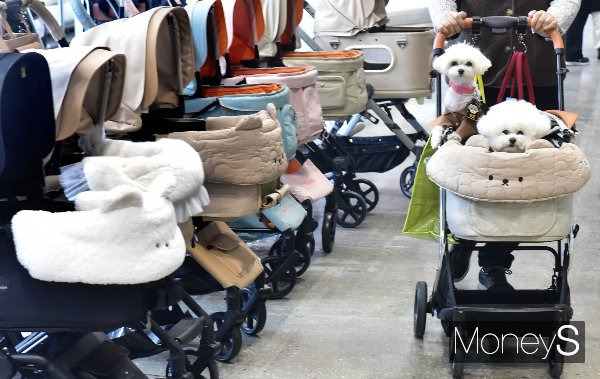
[253,0,265,40]
[282,50,362,59]
[214,1,229,57]
[546,110,579,129]
[293,0,303,26]
[232,66,310,75]
[201,83,283,96]
[285,158,303,174]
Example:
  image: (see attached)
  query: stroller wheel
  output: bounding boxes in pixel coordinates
[306,232,316,256]
[166,348,219,379]
[399,165,416,199]
[240,290,267,336]
[211,312,242,363]
[348,178,379,212]
[336,191,367,228]
[413,281,428,339]
[548,330,565,378]
[450,327,465,378]
[268,239,311,277]
[262,256,297,300]
[321,212,336,253]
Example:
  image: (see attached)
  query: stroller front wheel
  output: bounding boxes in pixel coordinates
[450,327,466,378]
[336,191,367,228]
[400,165,416,199]
[321,212,336,253]
[262,256,297,300]
[413,281,428,338]
[240,289,267,336]
[211,312,243,363]
[347,178,379,212]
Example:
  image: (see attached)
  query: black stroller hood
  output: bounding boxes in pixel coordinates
[0,52,55,198]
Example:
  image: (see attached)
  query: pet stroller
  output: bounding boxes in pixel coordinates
[294,0,433,199]
[67,5,270,364]
[412,16,588,378]
[0,45,220,378]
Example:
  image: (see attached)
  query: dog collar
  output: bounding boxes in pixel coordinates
[451,83,476,95]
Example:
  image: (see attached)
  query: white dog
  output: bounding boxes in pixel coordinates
[477,100,552,152]
[430,43,492,149]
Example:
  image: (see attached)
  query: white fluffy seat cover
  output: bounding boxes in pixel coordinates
[426,135,591,202]
[81,137,210,223]
[12,177,185,285]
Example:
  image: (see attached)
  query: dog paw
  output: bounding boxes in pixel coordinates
[446,131,462,143]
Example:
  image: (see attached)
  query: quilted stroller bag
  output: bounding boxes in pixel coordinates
[185,83,299,160]
[71,7,195,133]
[313,0,434,99]
[282,51,368,120]
[426,137,591,241]
[187,221,263,289]
[168,106,288,220]
[225,66,323,144]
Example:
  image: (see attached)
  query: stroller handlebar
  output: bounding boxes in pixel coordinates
[433,16,564,54]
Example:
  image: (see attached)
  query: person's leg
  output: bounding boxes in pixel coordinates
[449,240,476,282]
[478,243,518,291]
[566,1,591,63]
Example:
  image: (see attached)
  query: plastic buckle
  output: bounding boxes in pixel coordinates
[471,16,482,44]
[517,16,528,35]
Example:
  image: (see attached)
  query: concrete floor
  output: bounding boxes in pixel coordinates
[141,29,600,379]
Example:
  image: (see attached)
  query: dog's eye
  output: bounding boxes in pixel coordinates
[465,61,472,66]
[518,177,524,182]
[451,61,458,66]
[489,175,494,180]
[502,130,509,135]
[517,131,523,135]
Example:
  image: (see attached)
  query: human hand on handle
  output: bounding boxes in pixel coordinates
[528,10,558,38]
[437,11,467,37]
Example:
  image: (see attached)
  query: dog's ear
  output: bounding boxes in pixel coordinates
[473,54,492,76]
[432,53,449,74]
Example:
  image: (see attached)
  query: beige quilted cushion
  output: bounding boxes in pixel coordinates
[168,106,287,185]
[426,135,591,202]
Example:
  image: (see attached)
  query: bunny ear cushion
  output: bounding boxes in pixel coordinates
[11,183,186,285]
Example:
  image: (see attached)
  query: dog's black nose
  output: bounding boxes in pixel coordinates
[502,179,509,185]
[509,137,516,144]
[458,69,464,75]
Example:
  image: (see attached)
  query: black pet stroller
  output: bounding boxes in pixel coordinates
[412,16,583,378]
[0,51,220,379]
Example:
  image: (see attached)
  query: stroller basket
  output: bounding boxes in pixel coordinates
[318,135,415,174]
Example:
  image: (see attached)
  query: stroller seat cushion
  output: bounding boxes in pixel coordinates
[281,159,333,202]
[426,136,590,202]
[12,178,186,285]
[170,106,287,185]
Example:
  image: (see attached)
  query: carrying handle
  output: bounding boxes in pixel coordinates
[0,0,68,45]
[433,16,564,55]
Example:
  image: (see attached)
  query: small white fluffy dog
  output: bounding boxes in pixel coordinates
[477,100,551,152]
[431,43,492,148]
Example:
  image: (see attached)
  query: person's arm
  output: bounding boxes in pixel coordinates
[428,0,466,36]
[547,0,582,33]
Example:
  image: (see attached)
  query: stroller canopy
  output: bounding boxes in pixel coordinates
[0,52,55,197]
[313,0,388,37]
[221,0,265,64]
[258,0,302,57]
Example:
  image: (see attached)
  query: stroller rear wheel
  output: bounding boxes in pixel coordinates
[262,256,297,300]
[321,212,336,253]
[240,289,267,336]
[336,191,367,228]
[400,165,416,199]
[211,312,242,363]
[413,281,428,338]
[269,239,311,277]
[347,178,379,212]
[549,328,566,378]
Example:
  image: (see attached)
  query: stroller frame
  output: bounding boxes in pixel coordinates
[413,16,573,378]
[298,1,429,200]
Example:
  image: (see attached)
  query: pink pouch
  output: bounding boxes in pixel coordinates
[281,159,333,202]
